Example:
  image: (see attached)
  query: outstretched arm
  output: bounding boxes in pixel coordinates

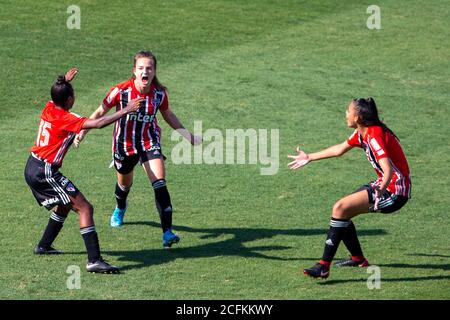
[287,141,353,169]
[160,107,202,145]
[81,98,143,129]
[74,103,110,147]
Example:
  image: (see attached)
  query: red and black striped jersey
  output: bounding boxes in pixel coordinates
[347,126,411,198]
[31,101,87,167]
[102,79,169,156]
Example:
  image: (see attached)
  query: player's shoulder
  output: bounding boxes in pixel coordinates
[43,100,56,110]
[42,100,63,115]
[367,125,384,136]
[46,100,55,107]
[347,129,359,139]
[150,83,167,94]
[113,78,134,90]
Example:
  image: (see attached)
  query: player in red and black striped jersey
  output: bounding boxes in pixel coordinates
[75,51,201,247]
[288,97,411,279]
[24,69,142,273]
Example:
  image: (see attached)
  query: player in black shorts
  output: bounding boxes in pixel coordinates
[288,98,411,279]
[25,69,141,273]
[75,51,202,248]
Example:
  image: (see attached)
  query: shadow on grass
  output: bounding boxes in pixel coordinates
[99,221,386,271]
[407,253,450,259]
[318,275,450,285]
[378,263,450,271]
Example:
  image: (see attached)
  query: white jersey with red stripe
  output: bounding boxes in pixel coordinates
[347,126,411,198]
[102,79,169,157]
[31,101,87,167]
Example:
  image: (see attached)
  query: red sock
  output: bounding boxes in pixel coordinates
[351,255,365,262]
[319,260,331,268]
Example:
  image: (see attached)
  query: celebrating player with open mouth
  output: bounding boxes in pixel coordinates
[75,51,201,248]
[288,97,411,279]
[25,69,142,273]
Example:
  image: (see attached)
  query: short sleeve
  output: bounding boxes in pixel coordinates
[159,90,169,112]
[60,112,87,133]
[368,133,389,161]
[347,130,361,147]
[102,86,120,109]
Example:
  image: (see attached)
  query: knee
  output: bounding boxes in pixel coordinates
[79,201,94,217]
[332,201,347,219]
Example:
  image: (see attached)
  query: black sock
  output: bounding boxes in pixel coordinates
[115,183,131,209]
[321,218,351,263]
[80,226,101,263]
[342,221,364,259]
[152,179,172,233]
[38,212,66,248]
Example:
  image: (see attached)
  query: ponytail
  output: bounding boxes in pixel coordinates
[353,97,399,140]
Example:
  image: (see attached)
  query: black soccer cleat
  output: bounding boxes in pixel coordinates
[86,259,120,274]
[335,257,370,268]
[34,245,63,255]
[303,263,330,279]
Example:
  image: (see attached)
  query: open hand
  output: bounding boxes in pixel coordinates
[373,186,383,211]
[65,68,79,82]
[74,129,87,148]
[287,146,310,169]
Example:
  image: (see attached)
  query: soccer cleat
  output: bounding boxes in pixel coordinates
[33,245,63,255]
[163,229,180,248]
[303,263,330,279]
[86,259,120,274]
[110,205,127,227]
[335,257,370,267]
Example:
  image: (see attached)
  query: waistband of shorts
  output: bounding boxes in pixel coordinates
[31,152,47,162]
[30,153,60,168]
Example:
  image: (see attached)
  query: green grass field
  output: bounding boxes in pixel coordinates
[0,0,449,299]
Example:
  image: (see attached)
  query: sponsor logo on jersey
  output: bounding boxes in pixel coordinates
[128,113,155,123]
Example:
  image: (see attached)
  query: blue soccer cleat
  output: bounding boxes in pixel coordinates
[163,229,180,248]
[110,206,127,227]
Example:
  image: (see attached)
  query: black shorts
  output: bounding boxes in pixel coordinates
[24,154,79,210]
[112,147,166,175]
[354,183,408,214]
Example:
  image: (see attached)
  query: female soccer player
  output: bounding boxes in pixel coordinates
[288,97,411,279]
[25,69,142,273]
[75,51,201,248]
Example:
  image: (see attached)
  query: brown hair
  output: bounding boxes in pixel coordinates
[133,51,166,91]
